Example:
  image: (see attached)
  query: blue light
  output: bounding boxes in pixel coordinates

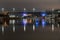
[42,19,46,28]
[42,14,46,16]
[23,14,27,17]
[23,19,27,25]
[22,12,27,17]
[36,22,38,24]
[35,18,39,27]
[41,11,46,16]
[23,14,27,16]
[35,22,39,27]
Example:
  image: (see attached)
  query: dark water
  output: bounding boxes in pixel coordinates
[0,24,60,40]
[0,30,60,40]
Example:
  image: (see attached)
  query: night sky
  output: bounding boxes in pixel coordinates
[0,0,60,11]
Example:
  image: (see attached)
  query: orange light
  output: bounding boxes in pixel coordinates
[28,14,32,16]
[3,21,8,27]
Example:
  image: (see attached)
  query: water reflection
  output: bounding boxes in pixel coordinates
[35,18,39,28]
[42,19,45,28]
[0,11,57,32]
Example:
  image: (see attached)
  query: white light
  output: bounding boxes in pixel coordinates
[24,8,26,11]
[23,19,27,31]
[13,25,15,32]
[24,25,26,31]
[9,20,15,24]
[52,24,54,32]
[23,14,27,17]
[23,19,27,24]
[2,8,4,11]
[2,26,4,33]
[9,20,13,24]
[33,24,35,31]
[9,15,15,17]
[13,20,15,24]
[58,24,59,28]
[33,8,35,11]
[13,8,15,11]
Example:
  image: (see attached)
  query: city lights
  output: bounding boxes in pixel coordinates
[35,18,39,27]
[42,19,46,28]
[23,14,27,17]
[35,22,39,27]
[0,8,60,32]
[41,11,47,16]
[23,19,27,25]
[23,19,27,31]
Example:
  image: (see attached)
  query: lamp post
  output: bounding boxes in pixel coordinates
[23,8,27,32]
[51,9,54,32]
[33,8,36,31]
[2,8,4,34]
[13,8,15,32]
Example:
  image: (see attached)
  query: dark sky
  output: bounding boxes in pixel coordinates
[0,0,60,11]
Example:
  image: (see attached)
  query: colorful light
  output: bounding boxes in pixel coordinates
[23,14,27,17]
[35,18,39,27]
[22,12,27,17]
[23,19,27,25]
[42,19,46,28]
[23,19,27,31]
[41,11,47,16]
[36,22,39,27]
[42,14,46,16]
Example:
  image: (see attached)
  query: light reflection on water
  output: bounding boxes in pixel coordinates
[0,19,51,32]
[42,19,46,28]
